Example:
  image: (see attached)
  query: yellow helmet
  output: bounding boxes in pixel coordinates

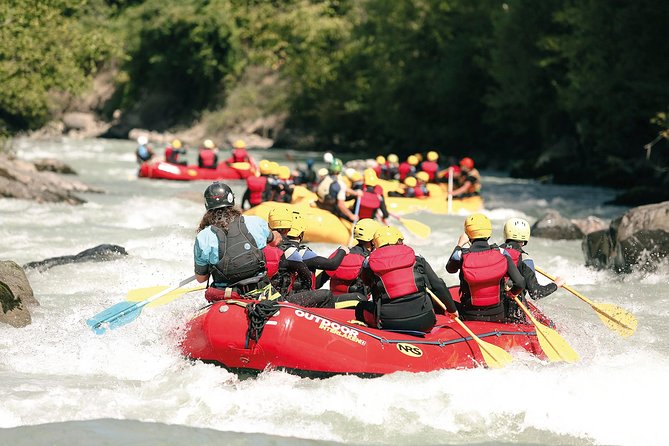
[258,159,272,175]
[269,161,280,175]
[503,217,531,242]
[203,139,215,149]
[404,176,417,187]
[353,218,381,242]
[414,153,423,162]
[427,151,439,162]
[349,171,362,182]
[387,154,399,164]
[363,168,378,186]
[233,139,246,149]
[407,155,419,166]
[172,139,182,149]
[268,207,293,230]
[317,167,329,177]
[464,213,492,240]
[278,165,291,180]
[375,155,386,164]
[372,226,404,249]
[416,171,429,183]
[287,212,307,237]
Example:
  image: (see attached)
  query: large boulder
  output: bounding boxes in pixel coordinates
[23,244,128,272]
[0,261,38,327]
[582,201,669,272]
[531,210,584,240]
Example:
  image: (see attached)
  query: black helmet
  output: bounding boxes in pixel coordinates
[204,182,235,210]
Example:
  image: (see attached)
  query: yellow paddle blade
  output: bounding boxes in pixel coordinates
[126,285,205,307]
[398,218,431,238]
[592,302,638,337]
[229,162,251,170]
[334,300,362,309]
[535,266,637,337]
[453,317,513,369]
[426,288,512,368]
[513,295,580,363]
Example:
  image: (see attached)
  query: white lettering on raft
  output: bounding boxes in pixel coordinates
[294,309,366,346]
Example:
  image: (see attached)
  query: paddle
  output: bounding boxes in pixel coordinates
[229,162,251,170]
[126,284,206,307]
[447,166,453,214]
[87,275,196,335]
[427,289,513,369]
[535,267,637,337]
[393,216,431,238]
[349,198,361,246]
[510,294,580,363]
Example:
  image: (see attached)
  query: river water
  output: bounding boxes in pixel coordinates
[1,138,666,446]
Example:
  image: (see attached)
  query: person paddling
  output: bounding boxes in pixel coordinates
[356,226,458,332]
[198,139,218,169]
[316,158,360,222]
[445,214,525,322]
[499,217,565,321]
[193,182,280,302]
[165,139,187,165]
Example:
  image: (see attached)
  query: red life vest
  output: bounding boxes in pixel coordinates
[398,162,412,180]
[504,245,522,266]
[262,245,283,278]
[199,149,217,168]
[233,148,248,162]
[246,175,268,206]
[326,252,365,295]
[368,244,419,299]
[358,188,381,219]
[461,248,508,307]
[164,147,174,163]
[414,186,426,198]
[421,161,438,181]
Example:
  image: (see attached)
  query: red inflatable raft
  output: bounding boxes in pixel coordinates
[180,298,553,377]
[138,161,253,181]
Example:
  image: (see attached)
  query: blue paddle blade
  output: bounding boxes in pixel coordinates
[86,301,143,335]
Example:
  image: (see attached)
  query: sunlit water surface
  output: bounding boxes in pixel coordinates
[0,138,666,446]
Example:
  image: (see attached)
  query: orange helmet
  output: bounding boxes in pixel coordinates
[460,157,474,170]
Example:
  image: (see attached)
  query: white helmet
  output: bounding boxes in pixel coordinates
[137,135,148,145]
[503,218,531,242]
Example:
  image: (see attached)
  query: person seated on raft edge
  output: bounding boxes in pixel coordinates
[415,171,431,197]
[224,139,251,165]
[241,159,274,210]
[450,157,481,199]
[165,139,188,166]
[198,139,219,169]
[352,169,392,224]
[388,176,421,198]
[269,209,365,308]
[316,218,381,296]
[356,226,458,333]
[498,217,565,322]
[315,158,361,222]
[420,151,440,182]
[135,135,154,164]
[444,213,526,323]
[193,181,282,302]
[274,166,295,203]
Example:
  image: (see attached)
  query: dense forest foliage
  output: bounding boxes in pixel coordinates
[1,0,668,200]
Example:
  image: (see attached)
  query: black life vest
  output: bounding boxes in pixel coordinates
[461,246,508,307]
[210,216,265,285]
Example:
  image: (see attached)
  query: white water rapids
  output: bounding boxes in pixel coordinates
[0,138,667,446]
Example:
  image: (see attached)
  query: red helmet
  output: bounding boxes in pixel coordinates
[460,157,474,170]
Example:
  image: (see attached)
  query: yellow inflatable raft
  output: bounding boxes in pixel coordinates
[244,201,353,245]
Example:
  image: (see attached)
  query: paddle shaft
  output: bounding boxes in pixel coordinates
[447,166,453,214]
[93,275,196,328]
[349,198,361,246]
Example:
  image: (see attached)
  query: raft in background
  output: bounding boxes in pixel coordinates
[180,297,551,377]
[244,201,353,245]
[138,161,252,181]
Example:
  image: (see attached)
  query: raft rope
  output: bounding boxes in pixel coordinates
[245,300,281,348]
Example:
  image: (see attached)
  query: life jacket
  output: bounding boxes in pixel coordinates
[209,216,266,285]
[246,175,268,206]
[500,243,522,266]
[414,185,426,198]
[164,147,175,163]
[358,187,381,219]
[199,149,217,168]
[262,244,283,278]
[420,161,438,181]
[367,244,423,299]
[316,175,339,206]
[232,148,248,162]
[398,162,414,181]
[460,168,482,193]
[137,145,151,161]
[326,252,366,295]
[461,247,508,307]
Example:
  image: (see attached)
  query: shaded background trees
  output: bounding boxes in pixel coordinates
[1,0,668,201]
